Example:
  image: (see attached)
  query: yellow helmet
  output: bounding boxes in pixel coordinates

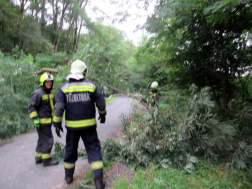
[151,81,158,89]
[40,72,54,86]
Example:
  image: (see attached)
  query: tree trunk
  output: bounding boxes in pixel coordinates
[207,76,221,110]
[0,21,4,34]
[41,0,46,36]
[54,1,70,53]
[76,20,83,53]
[21,0,25,14]
[51,0,59,46]
[65,0,87,52]
[197,14,228,111]
[16,0,28,48]
[64,18,75,51]
[72,18,78,53]
[21,0,29,14]
[64,18,74,51]
[14,22,20,48]
[1,21,5,51]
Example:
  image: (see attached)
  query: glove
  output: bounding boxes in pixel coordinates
[54,124,63,138]
[98,114,106,124]
[34,118,40,129]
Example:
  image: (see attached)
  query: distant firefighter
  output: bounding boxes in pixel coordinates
[148,81,160,107]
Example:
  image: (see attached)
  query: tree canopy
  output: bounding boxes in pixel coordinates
[132,0,252,112]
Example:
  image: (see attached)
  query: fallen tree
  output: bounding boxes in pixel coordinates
[32,68,149,109]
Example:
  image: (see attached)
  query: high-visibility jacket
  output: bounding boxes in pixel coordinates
[53,78,106,130]
[28,87,55,125]
[148,89,160,107]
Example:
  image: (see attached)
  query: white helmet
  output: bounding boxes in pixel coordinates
[66,59,87,80]
[151,81,158,89]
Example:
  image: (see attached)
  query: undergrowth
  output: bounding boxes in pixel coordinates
[102,84,252,175]
[112,160,252,189]
[52,84,252,188]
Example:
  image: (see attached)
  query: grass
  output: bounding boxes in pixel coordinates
[66,153,252,189]
[112,159,252,189]
[106,96,116,105]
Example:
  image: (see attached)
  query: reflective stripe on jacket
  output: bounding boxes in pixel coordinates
[53,79,106,130]
[28,87,55,126]
[148,89,160,107]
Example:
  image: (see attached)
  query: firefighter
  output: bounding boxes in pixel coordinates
[148,81,160,107]
[53,59,106,189]
[28,72,59,166]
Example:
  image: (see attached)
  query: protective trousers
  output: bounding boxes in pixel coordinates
[64,128,103,179]
[35,125,54,162]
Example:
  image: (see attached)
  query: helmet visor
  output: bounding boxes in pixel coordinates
[45,77,54,81]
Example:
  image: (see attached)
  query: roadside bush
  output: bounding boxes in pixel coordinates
[0,51,37,139]
[102,139,124,163]
[0,118,17,140]
[102,84,252,173]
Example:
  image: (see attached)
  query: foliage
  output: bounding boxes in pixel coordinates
[70,170,95,189]
[0,0,54,55]
[70,24,137,96]
[0,0,138,97]
[52,142,66,163]
[227,142,252,172]
[102,139,123,164]
[134,0,252,112]
[0,0,21,52]
[102,84,252,174]
[34,52,68,67]
[133,35,171,92]
[18,16,54,55]
[52,142,87,163]
[0,48,70,140]
[0,51,37,139]
[0,0,120,55]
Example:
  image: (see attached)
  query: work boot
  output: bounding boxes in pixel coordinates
[35,157,42,164]
[43,159,59,167]
[65,175,73,184]
[94,178,105,189]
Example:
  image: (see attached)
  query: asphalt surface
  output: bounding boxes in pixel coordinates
[0,96,133,189]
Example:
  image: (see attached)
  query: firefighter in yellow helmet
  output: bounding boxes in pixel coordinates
[28,72,59,166]
[148,81,160,107]
[53,59,106,188]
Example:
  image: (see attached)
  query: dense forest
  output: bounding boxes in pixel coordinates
[0,0,138,138]
[1,0,252,183]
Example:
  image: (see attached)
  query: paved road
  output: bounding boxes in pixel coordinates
[0,96,133,189]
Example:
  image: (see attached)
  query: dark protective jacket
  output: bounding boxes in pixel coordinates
[28,87,55,125]
[53,78,106,130]
[148,89,160,107]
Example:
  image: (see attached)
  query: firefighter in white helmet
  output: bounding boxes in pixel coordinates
[53,59,106,189]
[148,81,160,107]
